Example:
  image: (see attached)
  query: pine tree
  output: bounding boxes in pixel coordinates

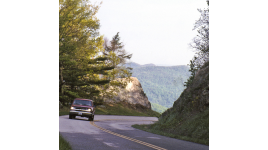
[59,0,113,104]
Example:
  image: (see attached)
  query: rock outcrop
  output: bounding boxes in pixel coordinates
[104,77,151,109]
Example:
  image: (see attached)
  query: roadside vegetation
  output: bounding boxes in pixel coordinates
[59,103,160,118]
[59,133,72,150]
[59,105,70,116]
[95,103,160,117]
[133,60,209,146]
[132,109,209,145]
[59,106,72,150]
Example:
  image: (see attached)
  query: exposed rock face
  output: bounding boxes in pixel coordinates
[104,77,151,109]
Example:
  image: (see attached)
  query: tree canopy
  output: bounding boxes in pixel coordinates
[185,0,209,87]
[59,0,131,105]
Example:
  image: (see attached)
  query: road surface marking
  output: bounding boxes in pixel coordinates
[90,121,167,150]
[93,119,155,122]
[147,137,161,139]
[103,142,119,148]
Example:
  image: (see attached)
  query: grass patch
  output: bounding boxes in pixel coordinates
[59,106,72,150]
[132,109,209,145]
[95,103,160,117]
[59,106,70,116]
[59,133,72,150]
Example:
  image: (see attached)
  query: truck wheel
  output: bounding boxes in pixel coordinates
[88,116,93,121]
[69,115,72,119]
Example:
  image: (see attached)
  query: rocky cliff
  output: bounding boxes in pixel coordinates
[104,77,151,109]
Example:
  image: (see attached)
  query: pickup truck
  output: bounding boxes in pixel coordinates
[69,98,95,121]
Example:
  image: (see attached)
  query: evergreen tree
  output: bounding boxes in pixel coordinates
[59,1,133,105]
[98,33,133,101]
[103,32,133,80]
[59,0,113,104]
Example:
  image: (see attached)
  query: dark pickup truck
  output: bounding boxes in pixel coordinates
[69,98,95,121]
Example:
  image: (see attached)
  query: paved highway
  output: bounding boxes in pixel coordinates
[59,115,209,150]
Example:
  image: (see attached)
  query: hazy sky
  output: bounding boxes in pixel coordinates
[92,0,208,66]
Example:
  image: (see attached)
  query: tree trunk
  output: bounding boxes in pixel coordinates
[60,65,64,95]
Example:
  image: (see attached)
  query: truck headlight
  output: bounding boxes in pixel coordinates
[70,107,75,110]
[87,108,91,111]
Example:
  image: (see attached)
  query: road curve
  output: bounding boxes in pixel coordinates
[59,115,209,150]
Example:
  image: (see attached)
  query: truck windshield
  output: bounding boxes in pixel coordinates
[73,100,92,106]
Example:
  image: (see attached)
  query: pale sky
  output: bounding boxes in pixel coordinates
[92,0,208,66]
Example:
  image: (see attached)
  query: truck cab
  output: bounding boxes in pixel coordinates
[69,98,95,121]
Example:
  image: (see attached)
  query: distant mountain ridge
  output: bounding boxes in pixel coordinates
[125,62,156,68]
[124,62,191,113]
[125,62,185,68]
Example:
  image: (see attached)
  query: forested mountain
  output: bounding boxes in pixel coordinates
[124,62,156,68]
[128,62,191,112]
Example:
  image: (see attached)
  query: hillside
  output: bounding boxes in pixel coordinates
[129,63,190,112]
[133,62,209,145]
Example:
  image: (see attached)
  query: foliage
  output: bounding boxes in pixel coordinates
[95,103,160,117]
[185,0,209,87]
[151,103,168,114]
[98,33,133,101]
[59,133,72,150]
[131,65,190,109]
[133,63,209,146]
[184,59,198,87]
[59,107,72,150]
[59,0,131,105]
[59,0,105,104]
[59,105,70,116]
[103,32,132,68]
[132,109,209,145]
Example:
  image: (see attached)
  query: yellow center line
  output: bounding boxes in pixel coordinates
[90,121,167,150]
[93,119,156,122]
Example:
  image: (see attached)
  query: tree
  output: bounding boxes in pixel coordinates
[59,0,113,104]
[59,1,133,105]
[103,32,133,80]
[185,0,209,87]
[190,0,209,68]
[98,33,133,101]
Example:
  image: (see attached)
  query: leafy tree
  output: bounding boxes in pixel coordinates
[190,0,209,67]
[59,1,133,105]
[185,0,209,87]
[59,0,113,105]
[184,59,198,87]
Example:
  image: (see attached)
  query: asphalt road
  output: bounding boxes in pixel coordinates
[59,115,209,150]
